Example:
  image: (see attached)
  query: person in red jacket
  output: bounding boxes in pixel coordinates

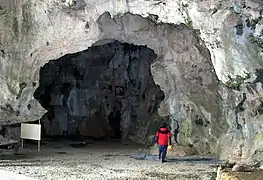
[155,123,172,163]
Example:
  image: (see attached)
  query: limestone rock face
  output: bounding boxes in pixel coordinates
[0,0,262,164]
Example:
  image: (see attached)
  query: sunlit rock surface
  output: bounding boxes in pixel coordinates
[0,0,262,164]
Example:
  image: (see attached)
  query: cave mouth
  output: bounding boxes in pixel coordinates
[34,40,164,142]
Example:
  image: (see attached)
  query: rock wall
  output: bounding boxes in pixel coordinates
[218,76,263,164]
[96,12,225,155]
[0,0,262,164]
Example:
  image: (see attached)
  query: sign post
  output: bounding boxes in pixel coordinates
[20,123,41,152]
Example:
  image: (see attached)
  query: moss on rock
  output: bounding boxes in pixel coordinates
[146,13,159,24]
[181,120,191,145]
[224,73,251,90]
[254,133,263,142]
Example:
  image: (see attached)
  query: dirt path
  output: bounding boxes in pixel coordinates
[0,140,218,180]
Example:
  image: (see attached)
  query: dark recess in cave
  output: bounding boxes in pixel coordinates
[34,40,164,141]
[108,110,122,139]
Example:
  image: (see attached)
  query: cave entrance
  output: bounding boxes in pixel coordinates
[34,40,164,142]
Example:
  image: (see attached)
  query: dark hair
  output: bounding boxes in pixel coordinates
[161,122,168,128]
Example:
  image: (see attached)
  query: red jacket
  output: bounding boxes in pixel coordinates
[155,127,171,146]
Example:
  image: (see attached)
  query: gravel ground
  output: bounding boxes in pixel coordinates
[0,140,218,180]
[0,169,36,180]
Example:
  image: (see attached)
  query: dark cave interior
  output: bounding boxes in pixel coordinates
[33,41,164,141]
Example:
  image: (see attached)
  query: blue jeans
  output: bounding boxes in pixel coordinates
[158,145,168,161]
